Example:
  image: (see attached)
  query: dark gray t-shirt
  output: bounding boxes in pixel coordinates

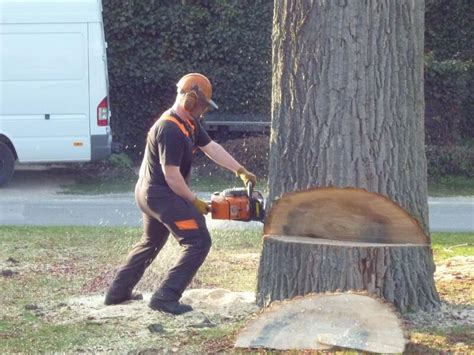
[140,110,211,186]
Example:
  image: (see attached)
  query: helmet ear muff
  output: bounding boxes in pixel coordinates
[183,87,199,112]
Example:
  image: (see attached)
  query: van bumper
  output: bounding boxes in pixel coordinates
[91,134,112,161]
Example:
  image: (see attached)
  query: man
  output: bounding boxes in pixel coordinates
[104,73,256,315]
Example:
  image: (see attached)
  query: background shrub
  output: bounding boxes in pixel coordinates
[425,0,473,61]
[426,145,474,177]
[102,0,272,157]
[103,0,472,177]
[193,135,270,180]
[425,57,473,146]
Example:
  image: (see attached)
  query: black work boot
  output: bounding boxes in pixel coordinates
[149,297,193,315]
[104,291,143,305]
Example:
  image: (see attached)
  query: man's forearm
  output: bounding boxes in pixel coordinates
[165,173,196,202]
[204,142,241,172]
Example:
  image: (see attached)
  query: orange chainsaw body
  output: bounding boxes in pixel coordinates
[211,193,251,220]
[210,186,265,222]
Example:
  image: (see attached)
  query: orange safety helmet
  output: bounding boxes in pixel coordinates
[176,73,218,110]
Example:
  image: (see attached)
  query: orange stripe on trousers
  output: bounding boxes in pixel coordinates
[175,219,199,230]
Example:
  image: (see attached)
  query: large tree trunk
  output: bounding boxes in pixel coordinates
[256,187,441,313]
[269,0,429,234]
[263,0,439,313]
[257,235,439,313]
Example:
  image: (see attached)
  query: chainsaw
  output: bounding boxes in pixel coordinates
[210,182,265,222]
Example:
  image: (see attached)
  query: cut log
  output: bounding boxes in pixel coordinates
[235,293,406,353]
[257,187,440,313]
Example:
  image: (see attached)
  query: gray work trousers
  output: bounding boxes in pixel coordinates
[106,178,211,301]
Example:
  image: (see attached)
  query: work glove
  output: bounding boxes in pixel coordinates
[193,196,210,215]
[236,166,257,187]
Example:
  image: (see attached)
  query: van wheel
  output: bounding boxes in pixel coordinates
[0,141,15,186]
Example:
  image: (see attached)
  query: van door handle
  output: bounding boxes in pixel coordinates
[45,114,50,120]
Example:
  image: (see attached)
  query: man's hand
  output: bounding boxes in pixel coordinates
[193,197,210,215]
[236,166,257,186]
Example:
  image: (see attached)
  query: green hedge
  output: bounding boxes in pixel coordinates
[425,57,473,146]
[103,0,472,159]
[425,0,473,146]
[426,144,474,177]
[425,0,473,61]
[102,0,272,156]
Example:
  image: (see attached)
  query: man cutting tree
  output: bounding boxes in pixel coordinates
[104,73,256,314]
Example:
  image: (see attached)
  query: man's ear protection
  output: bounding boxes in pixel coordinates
[183,85,199,112]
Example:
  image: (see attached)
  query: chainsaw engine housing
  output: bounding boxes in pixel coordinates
[211,187,265,222]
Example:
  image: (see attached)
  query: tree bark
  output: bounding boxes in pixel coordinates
[262,0,439,314]
[257,236,440,313]
[269,0,429,234]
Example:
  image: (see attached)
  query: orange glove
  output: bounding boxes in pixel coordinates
[236,166,257,186]
[193,196,210,215]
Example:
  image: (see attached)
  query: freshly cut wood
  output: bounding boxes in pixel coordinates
[235,293,406,353]
[264,187,429,245]
[257,236,440,313]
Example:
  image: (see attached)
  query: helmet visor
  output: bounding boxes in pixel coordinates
[208,98,218,110]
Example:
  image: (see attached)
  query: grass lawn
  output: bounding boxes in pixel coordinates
[60,174,137,195]
[428,175,474,197]
[0,227,472,353]
[61,173,243,195]
[62,169,471,197]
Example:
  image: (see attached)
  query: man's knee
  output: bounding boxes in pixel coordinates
[131,238,158,252]
[181,231,212,253]
[138,230,168,248]
[197,234,212,252]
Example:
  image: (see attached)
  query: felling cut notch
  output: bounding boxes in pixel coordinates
[257,187,440,313]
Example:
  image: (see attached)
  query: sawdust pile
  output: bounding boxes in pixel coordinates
[405,256,474,330]
[435,256,473,282]
[43,288,258,332]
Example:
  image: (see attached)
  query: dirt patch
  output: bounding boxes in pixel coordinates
[435,256,473,282]
[405,302,473,330]
[405,256,473,330]
[1,269,18,277]
[4,165,76,197]
[201,333,235,353]
[43,288,258,334]
[1,255,88,283]
[82,244,186,294]
[181,289,256,318]
[434,256,474,305]
[82,269,117,294]
[0,257,28,278]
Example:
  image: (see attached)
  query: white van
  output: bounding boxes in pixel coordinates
[0,0,112,186]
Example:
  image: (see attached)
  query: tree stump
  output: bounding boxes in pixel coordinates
[257,187,441,313]
[236,293,406,353]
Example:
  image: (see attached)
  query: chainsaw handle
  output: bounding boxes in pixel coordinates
[246,181,254,198]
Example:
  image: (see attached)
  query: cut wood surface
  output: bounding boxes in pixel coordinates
[235,293,406,353]
[264,187,429,245]
[257,235,440,312]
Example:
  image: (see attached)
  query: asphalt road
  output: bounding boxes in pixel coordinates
[427,197,474,232]
[0,191,473,232]
[0,192,263,230]
[0,167,473,232]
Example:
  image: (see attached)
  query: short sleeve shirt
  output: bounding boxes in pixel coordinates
[140,110,212,186]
